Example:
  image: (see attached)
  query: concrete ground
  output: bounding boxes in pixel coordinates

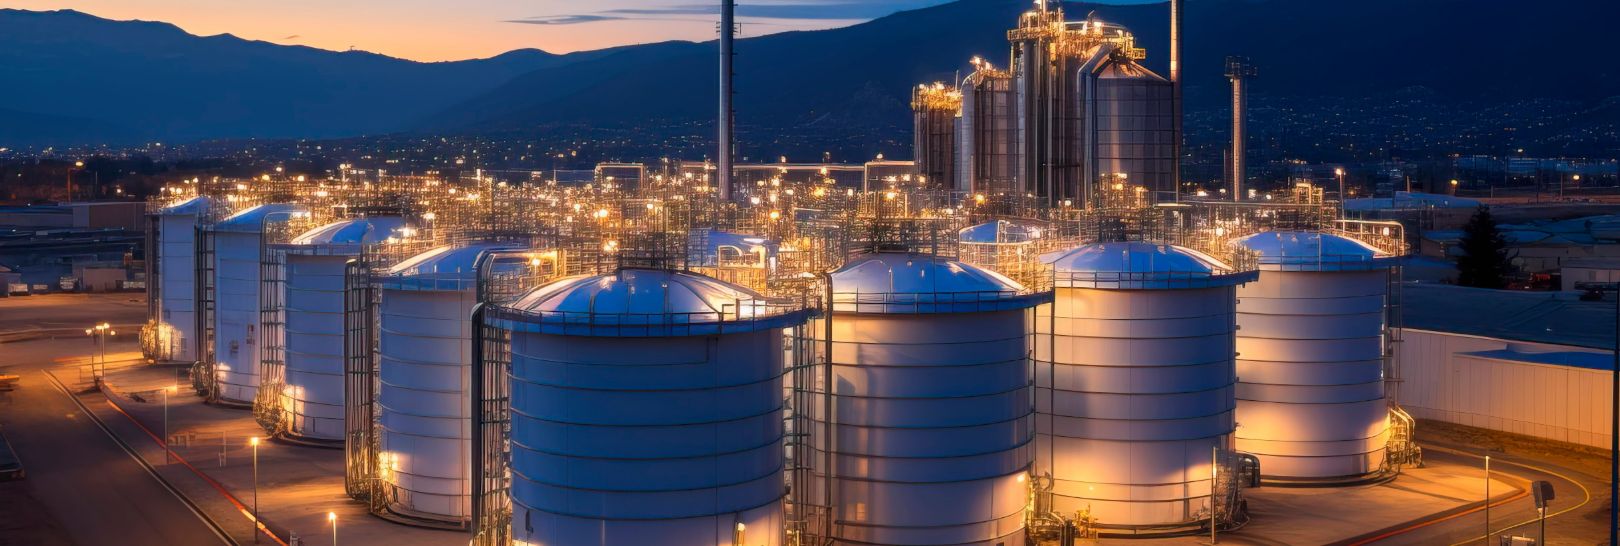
[84,350,456,546]
[0,338,225,546]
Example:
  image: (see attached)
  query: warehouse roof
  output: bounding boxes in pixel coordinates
[1401,283,1616,350]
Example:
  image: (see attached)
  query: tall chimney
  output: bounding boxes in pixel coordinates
[718,0,735,202]
[1170,0,1183,202]
[1226,57,1256,201]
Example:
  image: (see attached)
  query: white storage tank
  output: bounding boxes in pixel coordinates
[375,243,518,524]
[154,196,217,363]
[811,252,1048,546]
[212,204,308,406]
[499,268,808,546]
[275,217,407,442]
[1036,242,1255,529]
[1230,232,1395,481]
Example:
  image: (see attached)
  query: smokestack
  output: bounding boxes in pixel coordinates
[1226,57,1256,201]
[718,0,735,202]
[1170,0,1183,202]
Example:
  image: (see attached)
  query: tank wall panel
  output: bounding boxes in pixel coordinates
[1234,269,1391,479]
[811,310,1033,545]
[1035,286,1236,528]
[213,229,264,404]
[378,287,477,522]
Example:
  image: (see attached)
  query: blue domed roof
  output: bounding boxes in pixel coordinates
[828,252,1048,314]
[959,220,1043,244]
[379,243,524,291]
[1047,242,1256,289]
[1231,231,1393,272]
[497,268,808,337]
[158,195,218,216]
[215,203,308,232]
[290,216,408,246]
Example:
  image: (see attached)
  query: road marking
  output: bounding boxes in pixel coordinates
[1431,446,1594,546]
[41,370,237,546]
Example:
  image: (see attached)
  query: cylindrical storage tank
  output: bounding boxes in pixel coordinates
[275,217,406,442]
[1230,232,1394,481]
[212,204,307,406]
[155,196,217,363]
[498,268,808,546]
[811,252,1048,546]
[1036,242,1255,529]
[375,244,516,524]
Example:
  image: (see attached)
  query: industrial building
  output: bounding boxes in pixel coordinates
[923,4,1176,206]
[123,1,1454,544]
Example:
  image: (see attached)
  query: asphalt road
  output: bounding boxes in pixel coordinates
[0,338,228,546]
[1341,445,1604,545]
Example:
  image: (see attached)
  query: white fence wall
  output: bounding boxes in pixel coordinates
[1396,329,1612,449]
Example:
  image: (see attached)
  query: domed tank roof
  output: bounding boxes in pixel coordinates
[1231,231,1393,272]
[378,243,523,291]
[158,195,218,216]
[497,268,808,337]
[289,216,408,247]
[828,252,1048,314]
[959,220,1042,244]
[1047,242,1256,289]
[215,203,308,232]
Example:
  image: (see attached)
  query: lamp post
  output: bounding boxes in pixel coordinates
[85,323,115,381]
[250,437,260,544]
[1334,168,1346,214]
[1484,454,1491,541]
[328,511,337,546]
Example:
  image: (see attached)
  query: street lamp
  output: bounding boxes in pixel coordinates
[250,437,261,544]
[328,511,337,546]
[1484,454,1491,540]
[1334,168,1346,213]
[85,323,115,381]
[1451,179,1460,196]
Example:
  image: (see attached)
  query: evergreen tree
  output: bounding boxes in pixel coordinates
[1455,206,1512,289]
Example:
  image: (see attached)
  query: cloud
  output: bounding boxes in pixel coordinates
[508,1,941,27]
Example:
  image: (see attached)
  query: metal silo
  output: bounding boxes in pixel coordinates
[801,252,1047,546]
[960,65,1019,197]
[1037,242,1255,529]
[149,195,218,363]
[373,243,524,526]
[210,203,308,406]
[495,268,808,546]
[1231,232,1395,481]
[267,217,406,443]
[912,83,961,190]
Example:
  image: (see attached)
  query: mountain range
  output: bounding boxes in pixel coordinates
[0,0,1615,149]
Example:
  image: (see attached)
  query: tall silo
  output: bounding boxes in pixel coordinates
[498,268,808,546]
[374,243,521,525]
[271,216,406,443]
[1231,232,1395,481]
[1037,242,1255,529]
[912,83,961,190]
[211,203,308,406]
[960,66,1019,197]
[806,252,1048,546]
[150,195,218,363]
[1008,7,1173,205]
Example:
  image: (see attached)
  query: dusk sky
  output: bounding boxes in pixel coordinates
[10,0,1153,62]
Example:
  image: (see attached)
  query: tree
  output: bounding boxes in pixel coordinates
[1455,206,1513,289]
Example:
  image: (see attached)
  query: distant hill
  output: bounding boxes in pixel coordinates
[0,9,594,145]
[426,0,1619,133]
[1,0,1615,148]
